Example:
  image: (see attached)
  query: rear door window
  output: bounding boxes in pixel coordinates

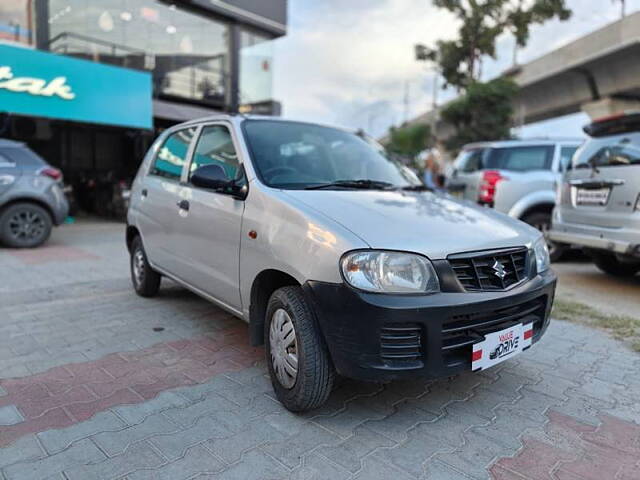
[150,128,196,181]
[456,149,484,173]
[486,146,553,171]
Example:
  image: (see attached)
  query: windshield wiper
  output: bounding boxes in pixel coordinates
[304,179,395,190]
[398,184,433,192]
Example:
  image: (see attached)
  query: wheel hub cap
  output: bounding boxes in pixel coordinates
[133,249,145,285]
[8,210,44,241]
[269,308,298,389]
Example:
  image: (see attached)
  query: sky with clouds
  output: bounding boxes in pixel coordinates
[272,0,640,139]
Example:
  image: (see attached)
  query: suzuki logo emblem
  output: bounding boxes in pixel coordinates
[492,260,507,279]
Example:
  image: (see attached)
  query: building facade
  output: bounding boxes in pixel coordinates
[0,0,286,215]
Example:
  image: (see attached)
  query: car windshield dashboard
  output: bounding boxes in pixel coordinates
[242,120,420,190]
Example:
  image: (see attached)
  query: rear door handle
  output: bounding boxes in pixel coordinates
[141,188,148,197]
[177,200,190,211]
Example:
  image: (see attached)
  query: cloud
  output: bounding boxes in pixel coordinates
[274,0,640,138]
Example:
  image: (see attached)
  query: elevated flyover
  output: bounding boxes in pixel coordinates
[511,10,640,124]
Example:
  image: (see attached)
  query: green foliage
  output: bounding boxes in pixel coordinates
[427,0,571,89]
[386,123,432,158]
[441,77,518,152]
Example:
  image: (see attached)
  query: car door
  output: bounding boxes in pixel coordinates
[172,123,245,312]
[136,127,197,273]
[0,150,20,197]
[562,133,640,228]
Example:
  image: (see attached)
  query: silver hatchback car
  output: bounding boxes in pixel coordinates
[550,112,640,277]
[0,139,69,248]
[127,116,556,411]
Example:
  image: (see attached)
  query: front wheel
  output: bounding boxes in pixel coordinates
[265,286,335,412]
[130,236,161,297]
[522,212,567,262]
[589,251,640,277]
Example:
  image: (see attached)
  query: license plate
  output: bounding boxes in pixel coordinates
[576,187,610,206]
[472,323,533,371]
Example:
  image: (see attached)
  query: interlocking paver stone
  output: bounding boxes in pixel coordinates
[0,407,23,426]
[1,221,639,480]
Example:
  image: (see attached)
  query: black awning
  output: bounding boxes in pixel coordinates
[153,99,221,122]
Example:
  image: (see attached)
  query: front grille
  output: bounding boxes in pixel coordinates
[449,247,529,291]
[441,297,546,368]
[380,324,422,362]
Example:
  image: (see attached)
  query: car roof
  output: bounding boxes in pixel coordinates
[0,138,25,149]
[462,138,583,150]
[170,114,358,134]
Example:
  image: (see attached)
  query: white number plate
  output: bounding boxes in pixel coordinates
[472,323,533,371]
[576,188,610,206]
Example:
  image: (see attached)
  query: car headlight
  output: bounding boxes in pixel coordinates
[341,251,440,294]
[533,236,550,274]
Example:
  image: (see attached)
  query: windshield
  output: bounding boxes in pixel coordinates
[242,120,420,189]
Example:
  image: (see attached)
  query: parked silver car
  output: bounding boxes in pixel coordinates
[126,116,556,411]
[550,112,640,277]
[0,139,69,248]
[447,139,581,260]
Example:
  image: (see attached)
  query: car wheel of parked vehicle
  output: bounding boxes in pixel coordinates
[130,236,161,297]
[265,286,335,412]
[589,251,640,277]
[523,212,567,262]
[0,202,53,248]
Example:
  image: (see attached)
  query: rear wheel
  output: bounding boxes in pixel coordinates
[265,286,334,412]
[130,236,161,297]
[522,212,567,262]
[0,202,52,248]
[589,251,640,277]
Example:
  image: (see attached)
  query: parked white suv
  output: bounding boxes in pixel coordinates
[447,139,581,260]
[126,116,556,411]
[550,112,640,277]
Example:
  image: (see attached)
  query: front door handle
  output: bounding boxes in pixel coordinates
[177,200,190,211]
[141,188,148,197]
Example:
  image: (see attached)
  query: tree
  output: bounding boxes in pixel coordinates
[440,77,518,152]
[385,123,432,159]
[422,0,571,90]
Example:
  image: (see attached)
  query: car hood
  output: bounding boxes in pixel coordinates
[282,189,539,259]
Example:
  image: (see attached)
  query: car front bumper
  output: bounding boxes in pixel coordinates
[303,270,556,382]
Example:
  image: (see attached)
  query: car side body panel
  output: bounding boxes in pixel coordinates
[238,182,369,319]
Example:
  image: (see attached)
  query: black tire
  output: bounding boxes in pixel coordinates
[0,202,53,248]
[130,236,161,297]
[522,212,567,262]
[265,286,335,412]
[589,251,640,277]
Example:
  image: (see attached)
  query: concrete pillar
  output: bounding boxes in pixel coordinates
[581,97,640,120]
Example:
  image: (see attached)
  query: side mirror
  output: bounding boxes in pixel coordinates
[190,164,247,199]
[191,164,231,190]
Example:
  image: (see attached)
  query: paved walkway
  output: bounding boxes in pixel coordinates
[0,221,638,480]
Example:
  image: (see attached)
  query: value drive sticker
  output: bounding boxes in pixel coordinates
[472,323,533,371]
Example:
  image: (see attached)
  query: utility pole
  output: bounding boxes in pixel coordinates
[403,80,410,124]
[615,0,626,18]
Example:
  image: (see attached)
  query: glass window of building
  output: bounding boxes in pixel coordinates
[239,29,274,106]
[0,1,32,44]
[47,1,230,106]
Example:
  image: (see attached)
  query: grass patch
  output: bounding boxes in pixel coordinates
[552,298,640,352]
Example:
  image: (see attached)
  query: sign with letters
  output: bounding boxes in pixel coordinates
[0,42,152,129]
